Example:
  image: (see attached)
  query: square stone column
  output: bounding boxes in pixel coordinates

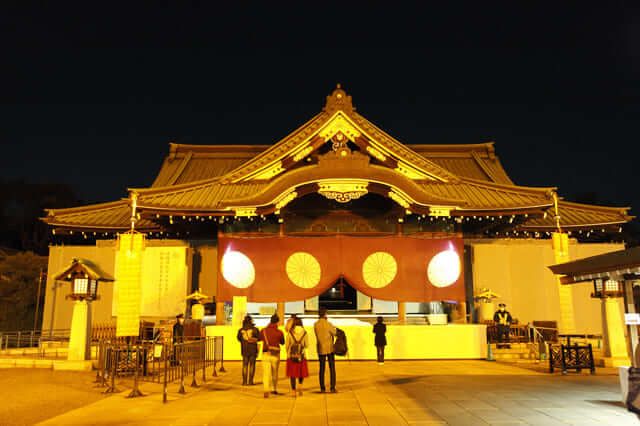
[68,300,91,361]
[601,297,631,367]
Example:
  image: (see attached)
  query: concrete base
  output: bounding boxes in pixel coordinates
[0,358,93,370]
[207,320,487,361]
[599,357,631,368]
[620,366,630,404]
[53,360,93,371]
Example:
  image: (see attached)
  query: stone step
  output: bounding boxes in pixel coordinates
[491,348,531,354]
[493,353,533,360]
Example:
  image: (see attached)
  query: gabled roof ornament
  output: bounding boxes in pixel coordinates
[324,83,355,114]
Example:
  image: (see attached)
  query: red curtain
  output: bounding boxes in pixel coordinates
[216,235,464,302]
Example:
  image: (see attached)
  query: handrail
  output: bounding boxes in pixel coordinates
[528,324,548,360]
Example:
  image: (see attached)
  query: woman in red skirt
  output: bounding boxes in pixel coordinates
[285,316,309,397]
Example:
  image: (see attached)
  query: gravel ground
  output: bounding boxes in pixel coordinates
[0,369,106,426]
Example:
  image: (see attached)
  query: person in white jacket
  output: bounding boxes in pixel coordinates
[285,317,309,397]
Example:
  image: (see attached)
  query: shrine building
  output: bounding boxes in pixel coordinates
[41,86,633,360]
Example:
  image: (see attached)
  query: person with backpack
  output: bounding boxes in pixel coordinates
[373,316,387,365]
[284,313,298,333]
[285,316,309,397]
[259,314,284,398]
[237,315,259,386]
[313,308,337,393]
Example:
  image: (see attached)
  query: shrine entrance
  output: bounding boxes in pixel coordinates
[319,275,358,312]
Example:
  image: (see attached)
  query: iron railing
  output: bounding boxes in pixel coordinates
[95,336,224,403]
[0,329,70,350]
[548,343,595,374]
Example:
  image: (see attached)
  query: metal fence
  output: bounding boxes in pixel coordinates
[95,336,224,403]
[548,343,595,374]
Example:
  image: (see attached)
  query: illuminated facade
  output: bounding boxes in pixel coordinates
[41,86,632,337]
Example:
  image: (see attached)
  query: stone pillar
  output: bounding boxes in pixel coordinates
[277,302,285,325]
[68,300,91,361]
[601,297,631,367]
[232,296,247,328]
[398,302,406,323]
[215,302,226,325]
[552,232,576,334]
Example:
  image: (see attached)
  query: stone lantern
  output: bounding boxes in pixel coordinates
[54,258,114,363]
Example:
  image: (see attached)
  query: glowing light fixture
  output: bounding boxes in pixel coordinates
[427,248,461,288]
[221,250,255,288]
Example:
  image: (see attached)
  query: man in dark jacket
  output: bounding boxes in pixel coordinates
[237,315,259,386]
[172,313,185,365]
[259,314,284,398]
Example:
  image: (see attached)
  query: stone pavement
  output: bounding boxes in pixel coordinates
[37,360,639,425]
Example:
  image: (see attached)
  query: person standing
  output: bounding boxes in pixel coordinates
[314,308,337,393]
[237,315,259,386]
[285,313,298,333]
[259,314,284,398]
[171,313,185,365]
[493,303,513,348]
[286,316,309,397]
[173,313,185,344]
[373,316,387,365]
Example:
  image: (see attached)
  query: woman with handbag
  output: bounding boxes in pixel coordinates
[286,317,309,397]
[259,314,284,398]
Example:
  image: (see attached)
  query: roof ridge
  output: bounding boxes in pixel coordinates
[349,111,461,183]
[130,175,225,196]
[45,199,128,215]
[455,176,556,195]
[218,112,328,182]
[407,142,496,152]
[558,199,631,213]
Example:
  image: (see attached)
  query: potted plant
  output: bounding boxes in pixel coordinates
[474,288,500,322]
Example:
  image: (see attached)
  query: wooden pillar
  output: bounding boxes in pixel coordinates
[458,300,468,324]
[277,302,285,326]
[232,296,247,328]
[215,302,225,325]
[398,302,406,324]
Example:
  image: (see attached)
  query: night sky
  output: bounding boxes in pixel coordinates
[2,3,639,217]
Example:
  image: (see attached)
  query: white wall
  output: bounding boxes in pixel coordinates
[469,239,624,334]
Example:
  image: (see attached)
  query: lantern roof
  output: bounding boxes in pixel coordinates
[53,258,115,282]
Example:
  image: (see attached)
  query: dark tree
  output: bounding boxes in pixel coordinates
[0,179,82,255]
[0,252,48,331]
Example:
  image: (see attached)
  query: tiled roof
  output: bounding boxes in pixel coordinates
[419,179,552,211]
[409,143,513,185]
[41,88,633,232]
[152,144,268,187]
[43,200,159,231]
[520,201,632,230]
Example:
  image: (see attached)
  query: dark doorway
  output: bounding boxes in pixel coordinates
[319,275,357,312]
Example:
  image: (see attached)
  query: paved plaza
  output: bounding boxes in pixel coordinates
[25,360,638,426]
